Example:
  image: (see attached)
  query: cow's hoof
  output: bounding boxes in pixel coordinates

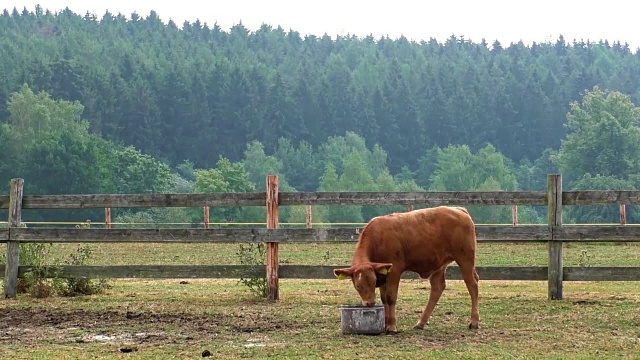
[468,323,479,330]
[413,324,424,330]
[385,329,399,335]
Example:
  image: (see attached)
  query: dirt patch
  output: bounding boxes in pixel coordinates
[572,299,601,306]
[0,307,294,346]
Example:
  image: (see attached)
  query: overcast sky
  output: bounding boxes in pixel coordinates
[4,0,638,49]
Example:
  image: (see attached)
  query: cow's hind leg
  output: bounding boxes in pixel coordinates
[460,264,480,330]
[414,267,446,330]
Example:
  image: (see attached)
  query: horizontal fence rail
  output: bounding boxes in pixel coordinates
[278,191,549,206]
[6,189,640,210]
[0,191,549,209]
[0,193,266,209]
[2,226,553,243]
[3,174,640,302]
[553,225,640,241]
[563,191,640,205]
[4,225,640,243]
[2,265,640,282]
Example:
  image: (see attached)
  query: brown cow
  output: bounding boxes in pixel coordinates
[334,206,479,333]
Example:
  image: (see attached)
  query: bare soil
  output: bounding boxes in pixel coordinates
[0,306,294,347]
[2,280,640,358]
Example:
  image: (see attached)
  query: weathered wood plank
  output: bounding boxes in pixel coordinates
[105,208,112,229]
[284,266,639,281]
[18,225,640,243]
[10,189,640,209]
[279,191,547,206]
[8,228,362,243]
[203,206,210,229]
[548,174,563,300]
[9,191,550,209]
[19,193,266,209]
[563,191,640,205]
[563,267,640,281]
[5,192,549,209]
[0,195,8,209]
[0,229,8,242]
[476,225,551,241]
[0,265,637,281]
[8,265,265,279]
[15,225,640,244]
[0,265,547,280]
[9,226,552,243]
[281,266,550,281]
[553,225,640,242]
[266,175,280,302]
[5,178,24,299]
[449,266,549,281]
[306,205,312,228]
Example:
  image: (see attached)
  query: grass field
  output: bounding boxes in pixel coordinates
[1,241,640,359]
[10,241,640,267]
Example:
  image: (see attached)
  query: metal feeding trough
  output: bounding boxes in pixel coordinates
[340,305,385,335]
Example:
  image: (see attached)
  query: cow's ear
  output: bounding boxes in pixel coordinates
[373,263,393,275]
[334,268,353,280]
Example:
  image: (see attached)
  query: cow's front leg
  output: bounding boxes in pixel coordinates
[380,285,390,330]
[382,276,400,334]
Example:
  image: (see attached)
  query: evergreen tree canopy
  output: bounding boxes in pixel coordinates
[2,7,640,225]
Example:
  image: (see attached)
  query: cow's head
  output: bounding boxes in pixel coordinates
[333,263,393,306]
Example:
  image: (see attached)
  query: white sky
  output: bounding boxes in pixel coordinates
[4,0,639,49]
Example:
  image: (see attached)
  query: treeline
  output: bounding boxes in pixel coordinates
[2,7,640,224]
[2,7,640,174]
[2,84,639,225]
[0,84,542,225]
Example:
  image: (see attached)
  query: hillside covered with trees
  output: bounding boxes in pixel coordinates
[2,6,640,224]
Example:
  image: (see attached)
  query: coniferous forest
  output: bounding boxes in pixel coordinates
[2,6,640,224]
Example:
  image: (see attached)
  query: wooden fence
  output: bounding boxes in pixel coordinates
[2,174,640,302]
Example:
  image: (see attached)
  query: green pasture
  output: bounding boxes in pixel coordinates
[18,241,640,267]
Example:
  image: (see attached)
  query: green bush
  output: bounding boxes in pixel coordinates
[236,242,267,298]
[1,221,110,298]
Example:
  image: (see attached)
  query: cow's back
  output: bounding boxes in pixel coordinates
[360,206,476,276]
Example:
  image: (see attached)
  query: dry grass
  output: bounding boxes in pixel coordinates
[1,279,640,359]
[1,240,640,358]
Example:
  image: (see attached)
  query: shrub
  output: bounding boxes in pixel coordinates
[236,242,267,298]
[1,221,110,298]
[56,244,111,297]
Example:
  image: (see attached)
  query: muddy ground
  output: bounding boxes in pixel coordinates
[0,306,293,347]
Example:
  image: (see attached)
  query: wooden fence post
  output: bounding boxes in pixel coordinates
[105,208,111,229]
[266,175,280,302]
[4,178,24,299]
[620,204,627,225]
[305,205,312,229]
[204,206,210,229]
[547,174,563,300]
[512,205,519,226]
[407,204,414,212]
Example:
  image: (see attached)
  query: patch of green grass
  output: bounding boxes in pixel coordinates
[1,279,640,359]
[4,241,638,267]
